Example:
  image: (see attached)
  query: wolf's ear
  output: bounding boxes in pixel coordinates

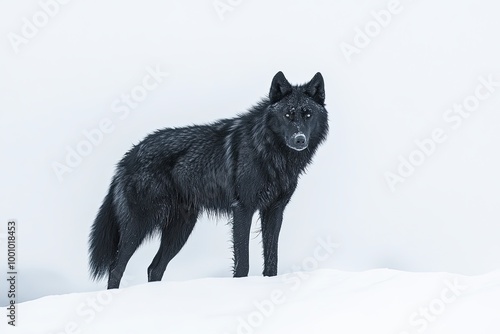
[306,72,325,105]
[269,71,292,104]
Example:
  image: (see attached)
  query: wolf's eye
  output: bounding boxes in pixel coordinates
[301,107,312,119]
[285,113,290,118]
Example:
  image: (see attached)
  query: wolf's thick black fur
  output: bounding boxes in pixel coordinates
[89,72,329,289]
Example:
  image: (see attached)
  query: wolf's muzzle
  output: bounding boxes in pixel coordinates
[288,132,308,151]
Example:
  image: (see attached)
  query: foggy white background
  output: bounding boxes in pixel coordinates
[1,0,499,305]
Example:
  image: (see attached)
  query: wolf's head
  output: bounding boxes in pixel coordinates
[267,72,328,152]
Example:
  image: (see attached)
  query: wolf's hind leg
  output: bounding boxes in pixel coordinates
[147,206,198,282]
[107,220,149,289]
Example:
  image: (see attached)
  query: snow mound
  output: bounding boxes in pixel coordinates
[3,269,500,334]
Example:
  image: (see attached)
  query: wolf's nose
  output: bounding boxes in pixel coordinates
[293,133,306,145]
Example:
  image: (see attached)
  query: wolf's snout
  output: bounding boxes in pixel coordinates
[288,133,308,151]
[293,133,306,145]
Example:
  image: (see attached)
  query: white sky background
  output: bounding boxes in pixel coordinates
[0,0,499,304]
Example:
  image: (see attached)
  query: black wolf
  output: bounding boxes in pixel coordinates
[89,72,329,289]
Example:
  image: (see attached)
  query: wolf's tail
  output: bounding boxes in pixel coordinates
[89,182,119,281]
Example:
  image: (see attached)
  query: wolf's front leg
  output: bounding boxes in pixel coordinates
[232,205,253,277]
[260,200,289,277]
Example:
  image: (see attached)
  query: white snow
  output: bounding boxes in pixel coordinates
[3,269,500,334]
[1,0,500,317]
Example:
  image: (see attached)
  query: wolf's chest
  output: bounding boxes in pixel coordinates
[256,177,295,205]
